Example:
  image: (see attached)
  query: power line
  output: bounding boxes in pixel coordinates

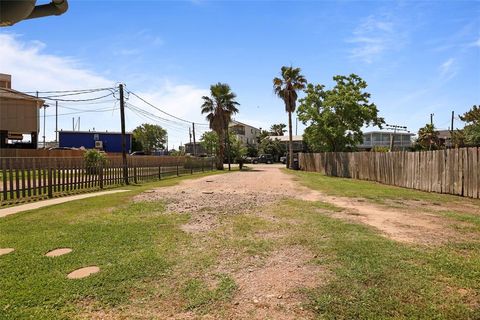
[125,89,209,126]
[40,92,115,102]
[23,87,116,94]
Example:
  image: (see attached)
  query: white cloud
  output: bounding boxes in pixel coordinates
[0,33,208,148]
[348,15,406,64]
[439,57,457,80]
[0,33,113,91]
[471,37,480,47]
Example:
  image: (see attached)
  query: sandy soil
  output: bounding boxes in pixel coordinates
[135,165,470,245]
[127,164,477,319]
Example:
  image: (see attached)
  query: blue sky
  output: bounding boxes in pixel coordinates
[1,0,479,148]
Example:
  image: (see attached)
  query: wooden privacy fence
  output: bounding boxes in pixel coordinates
[0,156,215,205]
[298,148,480,199]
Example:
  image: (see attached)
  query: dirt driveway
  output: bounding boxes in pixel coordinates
[130,164,473,319]
[136,164,461,245]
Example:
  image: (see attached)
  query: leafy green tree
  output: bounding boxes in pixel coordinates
[201,83,239,170]
[259,137,286,161]
[270,123,287,136]
[131,136,143,152]
[256,129,270,144]
[459,105,480,145]
[450,129,465,148]
[246,143,258,157]
[273,66,307,168]
[416,124,440,150]
[132,123,167,154]
[297,74,384,152]
[230,137,247,163]
[200,131,219,156]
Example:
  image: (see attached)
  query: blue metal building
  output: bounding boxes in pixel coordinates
[58,130,132,153]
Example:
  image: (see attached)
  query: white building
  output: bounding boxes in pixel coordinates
[358,131,414,150]
[229,120,261,146]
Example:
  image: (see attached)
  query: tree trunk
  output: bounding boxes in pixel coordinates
[217,130,225,170]
[288,111,294,169]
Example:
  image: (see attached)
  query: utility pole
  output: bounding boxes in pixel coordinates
[72,117,75,131]
[226,125,231,171]
[55,101,58,143]
[43,104,49,149]
[295,117,298,136]
[430,113,434,126]
[192,122,197,157]
[385,124,408,152]
[119,83,129,185]
[451,111,454,132]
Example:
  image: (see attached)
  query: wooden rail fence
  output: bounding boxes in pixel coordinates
[298,148,479,199]
[0,156,215,205]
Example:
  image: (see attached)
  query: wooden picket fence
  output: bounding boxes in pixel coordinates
[0,156,215,205]
[298,148,480,199]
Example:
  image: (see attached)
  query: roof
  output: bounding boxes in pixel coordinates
[58,130,133,135]
[0,87,45,105]
[268,135,303,142]
[437,130,451,139]
[229,120,260,131]
[363,131,414,136]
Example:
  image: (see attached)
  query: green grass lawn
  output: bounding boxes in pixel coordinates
[275,199,480,319]
[1,168,479,319]
[0,171,227,319]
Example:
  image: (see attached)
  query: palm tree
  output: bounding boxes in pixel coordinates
[417,124,440,150]
[201,83,239,170]
[273,66,307,168]
[270,123,287,136]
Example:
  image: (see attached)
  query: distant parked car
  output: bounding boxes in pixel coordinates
[253,154,274,164]
[280,156,286,164]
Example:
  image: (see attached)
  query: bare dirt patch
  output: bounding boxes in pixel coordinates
[0,248,14,256]
[134,167,294,233]
[45,248,72,257]
[67,266,100,279]
[136,164,476,245]
[224,246,322,320]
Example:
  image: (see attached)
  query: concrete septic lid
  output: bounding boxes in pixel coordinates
[45,248,72,257]
[67,266,100,279]
[0,248,14,256]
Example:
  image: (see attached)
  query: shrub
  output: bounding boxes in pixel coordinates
[84,149,106,174]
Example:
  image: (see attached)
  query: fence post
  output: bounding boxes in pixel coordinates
[202,159,204,172]
[176,164,179,176]
[48,167,53,198]
[134,166,138,184]
[158,165,162,180]
[99,163,104,189]
[191,166,193,175]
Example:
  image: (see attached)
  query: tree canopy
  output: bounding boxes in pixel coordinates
[132,123,167,154]
[460,105,480,145]
[297,74,384,152]
[201,83,239,170]
[416,123,440,150]
[270,123,287,136]
[259,137,286,160]
[273,66,307,168]
[200,131,218,156]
